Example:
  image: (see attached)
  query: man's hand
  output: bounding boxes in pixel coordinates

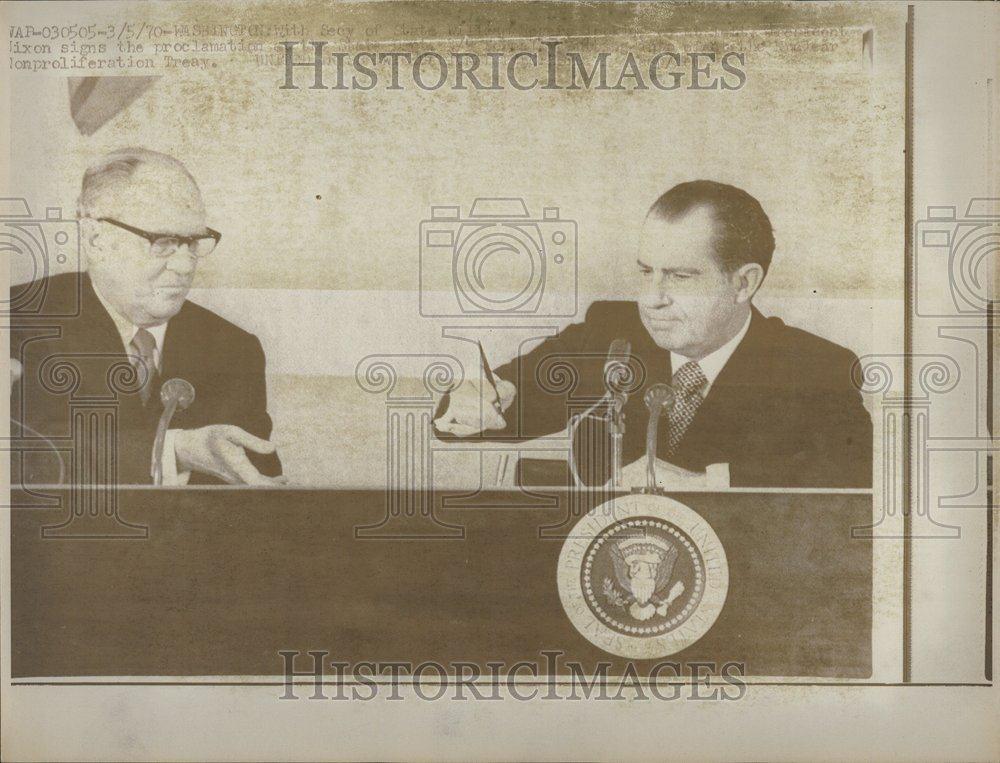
[173,425,286,485]
[434,376,516,436]
[621,457,709,490]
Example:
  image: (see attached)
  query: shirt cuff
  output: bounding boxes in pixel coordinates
[161,429,192,486]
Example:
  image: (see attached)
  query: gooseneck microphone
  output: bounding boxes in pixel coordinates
[604,339,632,489]
[603,338,632,394]
[643,383,674,492]
[568,339,632,489]
[151,378,195,486]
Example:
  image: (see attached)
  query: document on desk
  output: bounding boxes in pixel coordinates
[1,1,997,760]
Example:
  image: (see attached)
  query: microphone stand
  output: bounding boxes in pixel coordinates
[567,395,612,489]
[609,392,626,489]
[150,378,196,485]
[641,384,674,494]
[567,350,632,490]
[603,343,632,490]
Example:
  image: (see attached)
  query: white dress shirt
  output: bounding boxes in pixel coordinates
[668,312,752,396]
[92,285,190,486]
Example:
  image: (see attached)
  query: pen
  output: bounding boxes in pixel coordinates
[478,340,503,414]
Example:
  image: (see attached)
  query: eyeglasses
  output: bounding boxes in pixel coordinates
[94,217,221,259]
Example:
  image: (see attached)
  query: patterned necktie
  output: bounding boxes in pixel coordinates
[129,327,158,405]
[667,360,707,457]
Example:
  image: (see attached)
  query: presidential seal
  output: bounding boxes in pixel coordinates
[557,494,729,659]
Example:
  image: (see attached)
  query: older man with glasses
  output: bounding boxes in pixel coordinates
[11,147,284,486]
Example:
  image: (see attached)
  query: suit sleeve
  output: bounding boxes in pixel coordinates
[235,335,282,478]
[811,351,873,488]
[433,307,602,442]
[184,329,282,486]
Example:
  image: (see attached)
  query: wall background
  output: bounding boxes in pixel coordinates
[6,1,906,486]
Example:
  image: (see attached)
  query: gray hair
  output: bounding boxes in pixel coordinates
[77,147,199,218]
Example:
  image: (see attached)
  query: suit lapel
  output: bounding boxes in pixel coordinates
[79,275,130,353]
[158,302,204,428]
[159,304,188,380]
[72,275,154,417]
[671,308,769,463]
[82,276,198,414]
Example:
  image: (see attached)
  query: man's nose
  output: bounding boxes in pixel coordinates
[163,244,196,275]
[642,275,673,306]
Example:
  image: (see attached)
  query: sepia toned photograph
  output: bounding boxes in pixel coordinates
[1,1,996,761]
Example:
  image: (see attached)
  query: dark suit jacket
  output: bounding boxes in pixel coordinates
[436,301,872,488]
[11,272,281,485]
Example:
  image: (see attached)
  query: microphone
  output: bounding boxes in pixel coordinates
[567,338,633,489]
[605,339,632,489]
[150,378,195,485]
[603,338,632,399]
[643,383,674,492]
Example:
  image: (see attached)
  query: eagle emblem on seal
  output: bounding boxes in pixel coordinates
[559,495,728,658]
[602,532,687,621]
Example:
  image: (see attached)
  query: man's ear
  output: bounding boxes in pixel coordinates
[78,218,102,265]
[732,263,765,304]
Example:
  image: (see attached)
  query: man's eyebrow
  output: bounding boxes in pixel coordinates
[635,260,702,274]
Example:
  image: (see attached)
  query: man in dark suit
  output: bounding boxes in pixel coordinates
[11,147,283,485]
[433,181,871,489]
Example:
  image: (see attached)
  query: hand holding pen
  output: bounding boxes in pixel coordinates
[433,340,516,436]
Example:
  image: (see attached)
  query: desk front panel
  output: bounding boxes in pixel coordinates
[11,489,872,678]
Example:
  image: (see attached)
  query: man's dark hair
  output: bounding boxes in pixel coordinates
[646,180,775,275]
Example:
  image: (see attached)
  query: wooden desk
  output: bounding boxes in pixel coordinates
[11,488,872,679]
